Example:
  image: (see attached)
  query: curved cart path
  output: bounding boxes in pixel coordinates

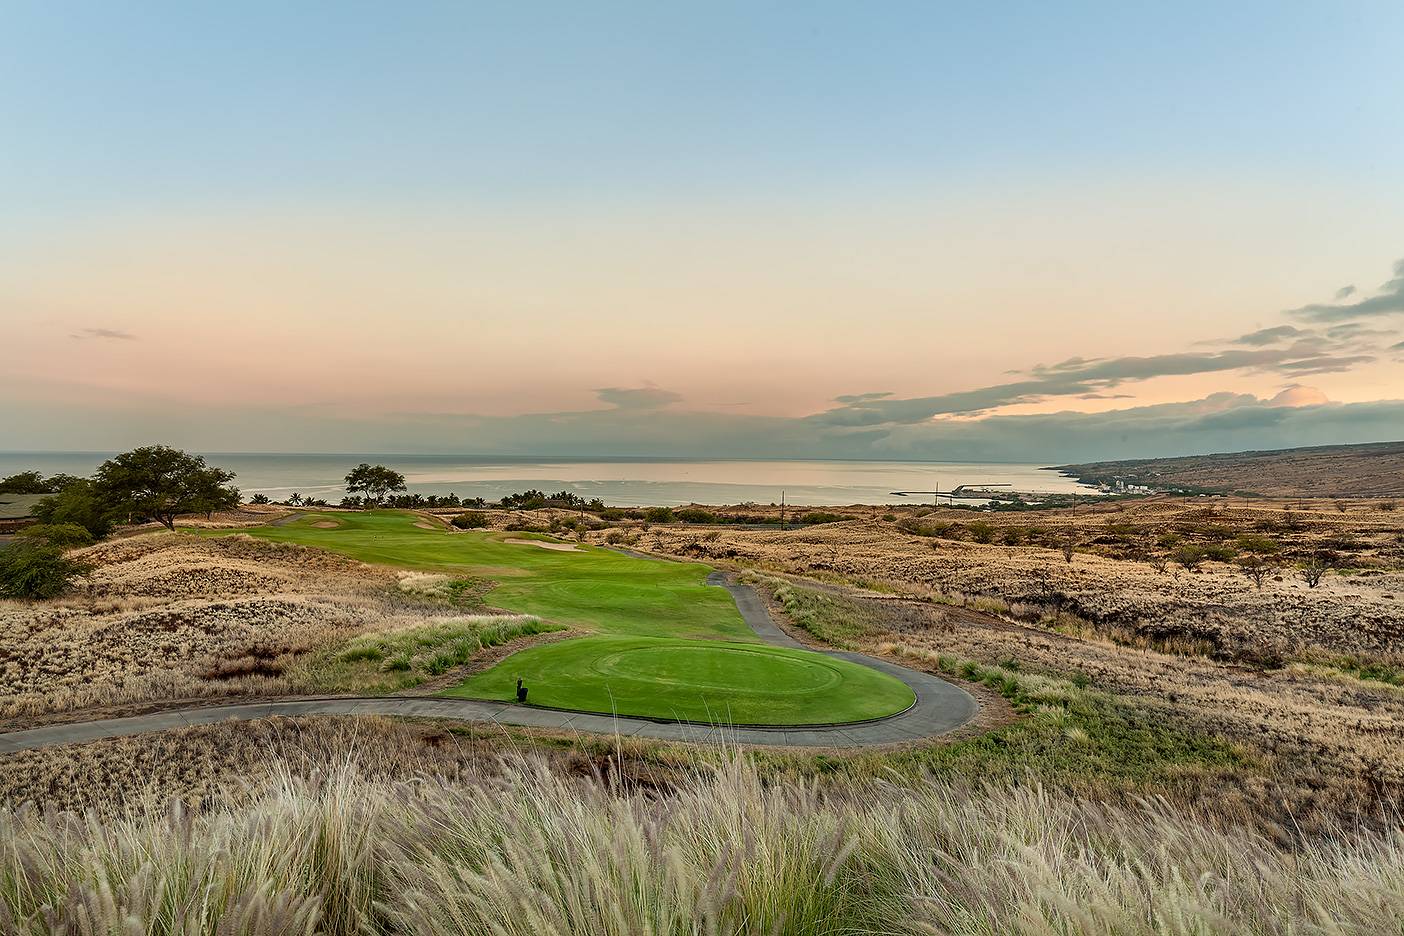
[0,573,978,753]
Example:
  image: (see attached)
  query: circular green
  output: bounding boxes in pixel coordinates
[590,644,844,693]
[440,635,915,726]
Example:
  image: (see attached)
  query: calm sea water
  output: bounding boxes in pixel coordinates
[0,453,1093,507]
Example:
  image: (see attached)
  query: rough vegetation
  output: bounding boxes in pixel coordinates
[0,532,537,720]
[617,499,1404,660]
[2,738,1402,935]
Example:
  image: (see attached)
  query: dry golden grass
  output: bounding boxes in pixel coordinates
[0,717,516,815]
[3,735,1402,935]
[610,499,1404,659]
[0,532,527,722]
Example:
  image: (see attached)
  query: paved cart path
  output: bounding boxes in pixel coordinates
[0,573,977,752]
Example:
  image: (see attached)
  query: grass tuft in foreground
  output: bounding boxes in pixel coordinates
[2,753,1400,935]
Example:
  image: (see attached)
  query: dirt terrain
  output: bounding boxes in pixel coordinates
[602,499,1404,659]
[1059,439,1404,497]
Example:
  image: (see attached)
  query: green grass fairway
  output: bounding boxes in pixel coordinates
[208,511,748,639]
[442,635,915,725]
[206,510,914,725]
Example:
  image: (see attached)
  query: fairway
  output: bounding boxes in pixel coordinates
[443,635,915,724]
[209,510,749,639]
[206,511,915,725]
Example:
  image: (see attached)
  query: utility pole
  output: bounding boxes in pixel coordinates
[780,490,786,531]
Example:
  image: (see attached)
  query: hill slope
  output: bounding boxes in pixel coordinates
[1057,440,1404,497]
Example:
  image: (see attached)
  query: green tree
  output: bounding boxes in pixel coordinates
[190,467,243,519]
[0,471,83,494]
[94,445,238,530]
[344,464,407,506]
[34,478,114,539]
[0,471,49,494]
[17,523,95,549]
[0,542,91,599]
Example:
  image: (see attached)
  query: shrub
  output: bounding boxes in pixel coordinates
[1200,543,1238,563]
[1234,534,1281,555]
[967,521,995,544]
[644,507,674,523]
[897,518,954,538]
[451,511,490,530]
[1298,554,1332,588]
[0,542,91,599]
[800,511,845,525]
[675,508,716,523]
[1171,543,1208,571]
[17,523,95,549]
[1237,554,1278,590]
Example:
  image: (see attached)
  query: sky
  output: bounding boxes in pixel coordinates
[3,1,1403,462]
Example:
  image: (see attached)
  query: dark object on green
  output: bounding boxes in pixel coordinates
[516,678,528,703]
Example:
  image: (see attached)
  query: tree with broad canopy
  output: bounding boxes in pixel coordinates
[94,445,239,530]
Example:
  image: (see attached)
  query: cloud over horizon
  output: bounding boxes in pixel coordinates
[8,256,1404,463]
[1289,259,1404,323]
[70,327,137,341]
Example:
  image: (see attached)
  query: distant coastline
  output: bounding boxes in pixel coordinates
[0,452,1094,508]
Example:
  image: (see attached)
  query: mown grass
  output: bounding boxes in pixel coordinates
[443,634,914,724]
[299,616,562,694]
[205,511,747,639]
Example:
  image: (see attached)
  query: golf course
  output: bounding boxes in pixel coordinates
[207,511,916,725]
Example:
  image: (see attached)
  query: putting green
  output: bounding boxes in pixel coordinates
[204,510,914,725]
[441,635,915,725]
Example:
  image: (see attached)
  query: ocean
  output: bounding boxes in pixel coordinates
[0,453,1094,507]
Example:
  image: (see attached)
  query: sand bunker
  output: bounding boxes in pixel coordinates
[414,521,439,530]
[504,538,582,552]
[311,521,341,529]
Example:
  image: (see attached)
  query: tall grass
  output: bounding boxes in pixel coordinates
[2,753,1400,935]
[325,614,559,685]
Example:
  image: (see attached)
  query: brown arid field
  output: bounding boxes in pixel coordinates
[603,497,1404,659]
[0,528,548,725]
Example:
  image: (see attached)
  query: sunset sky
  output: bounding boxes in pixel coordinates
[4,2,1403,461]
